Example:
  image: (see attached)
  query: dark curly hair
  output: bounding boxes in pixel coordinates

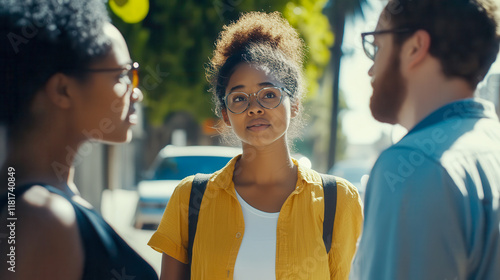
[0,0,111,129]
[383,0,500,88]
[206,11,306,144]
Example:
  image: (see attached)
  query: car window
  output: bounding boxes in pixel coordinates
[152,156,233,180]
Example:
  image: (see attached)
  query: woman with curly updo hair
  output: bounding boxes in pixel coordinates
[149,11,363,279]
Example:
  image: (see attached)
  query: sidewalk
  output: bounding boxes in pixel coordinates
[101,189,162,276]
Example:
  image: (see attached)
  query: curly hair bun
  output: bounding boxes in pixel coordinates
[210,11,305,70]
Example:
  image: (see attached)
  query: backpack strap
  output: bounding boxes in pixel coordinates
[187,174,211,272]
[320,173,338,254]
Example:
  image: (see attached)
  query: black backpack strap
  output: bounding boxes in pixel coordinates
[187,174,211,272]
[320,173,337,254]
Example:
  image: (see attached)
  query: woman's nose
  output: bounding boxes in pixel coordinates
[247,95,263,115]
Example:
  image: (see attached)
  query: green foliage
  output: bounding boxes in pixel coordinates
[283,0,333,99]
[110,0,333,126]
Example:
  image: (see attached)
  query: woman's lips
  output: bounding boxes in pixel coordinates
[247,123,271,131]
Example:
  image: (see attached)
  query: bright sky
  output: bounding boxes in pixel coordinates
[340,0,500,145]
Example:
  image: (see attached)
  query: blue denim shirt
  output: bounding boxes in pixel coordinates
[351,98,500,280]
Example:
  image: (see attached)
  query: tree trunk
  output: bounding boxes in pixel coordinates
[327,14,346,170]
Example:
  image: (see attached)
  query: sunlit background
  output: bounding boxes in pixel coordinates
[1,0,499,275]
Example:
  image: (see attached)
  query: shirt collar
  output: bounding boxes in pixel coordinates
[210,154,318,192]
[405,97,498,138]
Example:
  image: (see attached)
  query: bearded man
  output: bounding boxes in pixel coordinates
[351,0,500,279]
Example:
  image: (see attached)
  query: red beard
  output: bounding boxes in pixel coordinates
[369,47,407,124]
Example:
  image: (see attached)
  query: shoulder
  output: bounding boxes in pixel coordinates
[371,146,450,191]
[306,168,361,206]
[335,176,361,202]
[17,185,79,230]
[394,113,500,161]
[0,185,83,278]
[366,147,465,212]
[333,177,363,224]
[173,175,196,197]
[301,168,362,216]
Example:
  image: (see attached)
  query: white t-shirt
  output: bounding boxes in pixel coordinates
[233,190,280,280]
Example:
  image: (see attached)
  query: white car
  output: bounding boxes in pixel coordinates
[134,145,242,229]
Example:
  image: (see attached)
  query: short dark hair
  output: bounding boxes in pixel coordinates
[383,0,500,88]
[0,0,111,127]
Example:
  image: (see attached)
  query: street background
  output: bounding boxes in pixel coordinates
[1,0,500,275]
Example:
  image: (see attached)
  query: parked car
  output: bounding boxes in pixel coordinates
[134,145,312,229]
[134,145,242,229]
[327,159,373,201]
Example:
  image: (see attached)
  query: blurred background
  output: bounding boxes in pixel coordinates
[1,0,499,275]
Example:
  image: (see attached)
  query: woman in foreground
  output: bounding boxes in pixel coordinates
[0,0,158,279]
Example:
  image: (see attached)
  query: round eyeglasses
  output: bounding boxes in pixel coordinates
[224,86,291,114]
[81,62,140,92]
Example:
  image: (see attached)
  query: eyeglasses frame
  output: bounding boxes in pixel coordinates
[80,61,140,90]
[361,28,415,60]
[224,86,291,114]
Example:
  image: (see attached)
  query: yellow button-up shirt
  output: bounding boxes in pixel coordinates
[148,156,363,279]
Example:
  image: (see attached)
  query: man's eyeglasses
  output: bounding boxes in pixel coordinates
[224,86,291,114]
[81,62,140,91]
[361,28,415,61]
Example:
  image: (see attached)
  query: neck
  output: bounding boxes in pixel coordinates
[1,124,82,195]
[398,76,475,130]
[235,137,296,186]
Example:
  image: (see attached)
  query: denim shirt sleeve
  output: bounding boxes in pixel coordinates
[350,147,468,280]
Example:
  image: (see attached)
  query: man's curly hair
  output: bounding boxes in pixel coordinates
[206,11,307,144]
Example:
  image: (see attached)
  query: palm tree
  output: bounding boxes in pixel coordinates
[323,0,367,170]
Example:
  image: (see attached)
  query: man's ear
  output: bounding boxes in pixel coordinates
[42,73,74,109]
[402,29,431,69]
[290,101,300,118]
[221,108,231,126]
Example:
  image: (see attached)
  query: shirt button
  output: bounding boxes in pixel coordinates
[236,232,242,239]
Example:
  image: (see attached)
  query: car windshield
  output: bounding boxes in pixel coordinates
[152,156,233,180]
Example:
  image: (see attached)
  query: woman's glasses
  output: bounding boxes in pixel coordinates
[81,62,140,91]
[224,86,291,114]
